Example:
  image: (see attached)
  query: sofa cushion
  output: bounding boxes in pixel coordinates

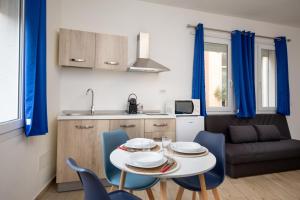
[254,125,281,141]
[226,139,300,165]
[205,114,292,142]
[229,125,258,143]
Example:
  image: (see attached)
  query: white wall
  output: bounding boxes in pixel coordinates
[59,0,300,139]
[0,0,61,199]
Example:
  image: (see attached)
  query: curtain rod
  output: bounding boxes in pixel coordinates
[186,24,291,42]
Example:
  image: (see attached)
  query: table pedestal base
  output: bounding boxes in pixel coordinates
[160,179,168,200]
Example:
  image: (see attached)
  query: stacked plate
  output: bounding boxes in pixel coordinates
[124,138,156,149]
[126,152,167,168]
[170,142,207,154]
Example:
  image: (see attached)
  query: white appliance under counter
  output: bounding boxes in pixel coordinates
[176,116,204,142]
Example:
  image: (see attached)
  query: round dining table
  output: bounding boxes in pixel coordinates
[110,144,216,200]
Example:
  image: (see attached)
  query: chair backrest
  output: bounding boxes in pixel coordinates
[66,158,111,200]
[194,131,225,182]
[101,129,129,179]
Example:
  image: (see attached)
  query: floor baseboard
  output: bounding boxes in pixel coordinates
[34,176,56,200]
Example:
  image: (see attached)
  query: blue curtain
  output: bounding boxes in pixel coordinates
[24,0,48,136]
[231,31,256,118]
[192,24,207,116]
[274,37,290,115]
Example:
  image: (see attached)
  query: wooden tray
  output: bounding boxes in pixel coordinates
[122,144,161,152]
[126,157,178,175]
[171,149,209,158]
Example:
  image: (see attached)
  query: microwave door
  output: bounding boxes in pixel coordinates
[175,101,194,114]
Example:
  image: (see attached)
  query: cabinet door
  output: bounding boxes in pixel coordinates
[56,120,109,183]
[109,119,144,138]
[144,119,176,141]
[95,33,128,71]
[59,28,96,68]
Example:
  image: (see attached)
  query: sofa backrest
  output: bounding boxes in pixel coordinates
[205,114,291,142]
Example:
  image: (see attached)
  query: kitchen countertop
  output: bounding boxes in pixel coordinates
[57,110,176,120]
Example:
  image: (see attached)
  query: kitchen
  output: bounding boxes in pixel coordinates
[56,25,204,195]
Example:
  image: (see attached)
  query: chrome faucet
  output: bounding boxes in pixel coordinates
[86,88,95,115]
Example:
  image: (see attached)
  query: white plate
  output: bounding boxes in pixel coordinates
[124,138,156,149]
[126,152,167,168]
[171,142,206,154]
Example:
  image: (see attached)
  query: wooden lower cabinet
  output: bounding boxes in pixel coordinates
[144,119,176,141]
[56,120,109,183]
[56,118,175,189]
[109,119,144,138]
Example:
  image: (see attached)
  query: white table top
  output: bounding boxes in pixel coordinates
[110,145,216,179]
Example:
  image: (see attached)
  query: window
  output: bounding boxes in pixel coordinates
[203,35,278,114]
[257,45,276,112]
[0,0,23,134]
[204,37,233,113]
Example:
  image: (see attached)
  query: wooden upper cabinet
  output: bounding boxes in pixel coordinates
[95,33,128,71]
[59,28,96,68]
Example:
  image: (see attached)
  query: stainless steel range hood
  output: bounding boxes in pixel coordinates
[128,32,170,73]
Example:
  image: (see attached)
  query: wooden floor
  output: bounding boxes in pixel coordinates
[38,170,300,200]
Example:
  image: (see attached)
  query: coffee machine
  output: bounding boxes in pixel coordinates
[127,93,138,114]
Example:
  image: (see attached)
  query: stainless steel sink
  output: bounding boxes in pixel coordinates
[62,110,92,116]
[62,110,128,116]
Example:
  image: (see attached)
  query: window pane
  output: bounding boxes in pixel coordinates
[261,49,276,108]
[0,0,20,123]
[204,42,228,108]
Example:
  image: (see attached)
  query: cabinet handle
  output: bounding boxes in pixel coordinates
[75,125,94,129]
[70,58,86,62]
[153,137,162,141]
[104,61,119,65]
[120,124,136,128]
[153,123,168,127]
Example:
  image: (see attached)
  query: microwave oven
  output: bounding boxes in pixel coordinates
[165,99,200,115]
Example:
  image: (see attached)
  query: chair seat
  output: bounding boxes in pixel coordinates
[109,172,159,190]
[109,190,142,200]
[173,172,223,191]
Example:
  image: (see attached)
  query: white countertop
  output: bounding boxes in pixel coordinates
[57,110,176,120]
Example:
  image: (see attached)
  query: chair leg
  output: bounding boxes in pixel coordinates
[109,186,116,192]
[146,189,154,200]
[192,191,197,200]
[212,188,221,200]
[175,187,184,200]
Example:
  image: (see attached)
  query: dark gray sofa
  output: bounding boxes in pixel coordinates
[205,114,300,178]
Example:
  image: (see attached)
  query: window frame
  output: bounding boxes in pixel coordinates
[0,0,24,135]
[256,43,277,113]
[204,36,234,114]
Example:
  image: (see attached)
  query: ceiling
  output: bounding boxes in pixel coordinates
[139,0,300,28]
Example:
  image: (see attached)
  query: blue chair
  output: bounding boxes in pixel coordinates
[66,158,141,200]
[173,131,225,200]
[101,129,159,198]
